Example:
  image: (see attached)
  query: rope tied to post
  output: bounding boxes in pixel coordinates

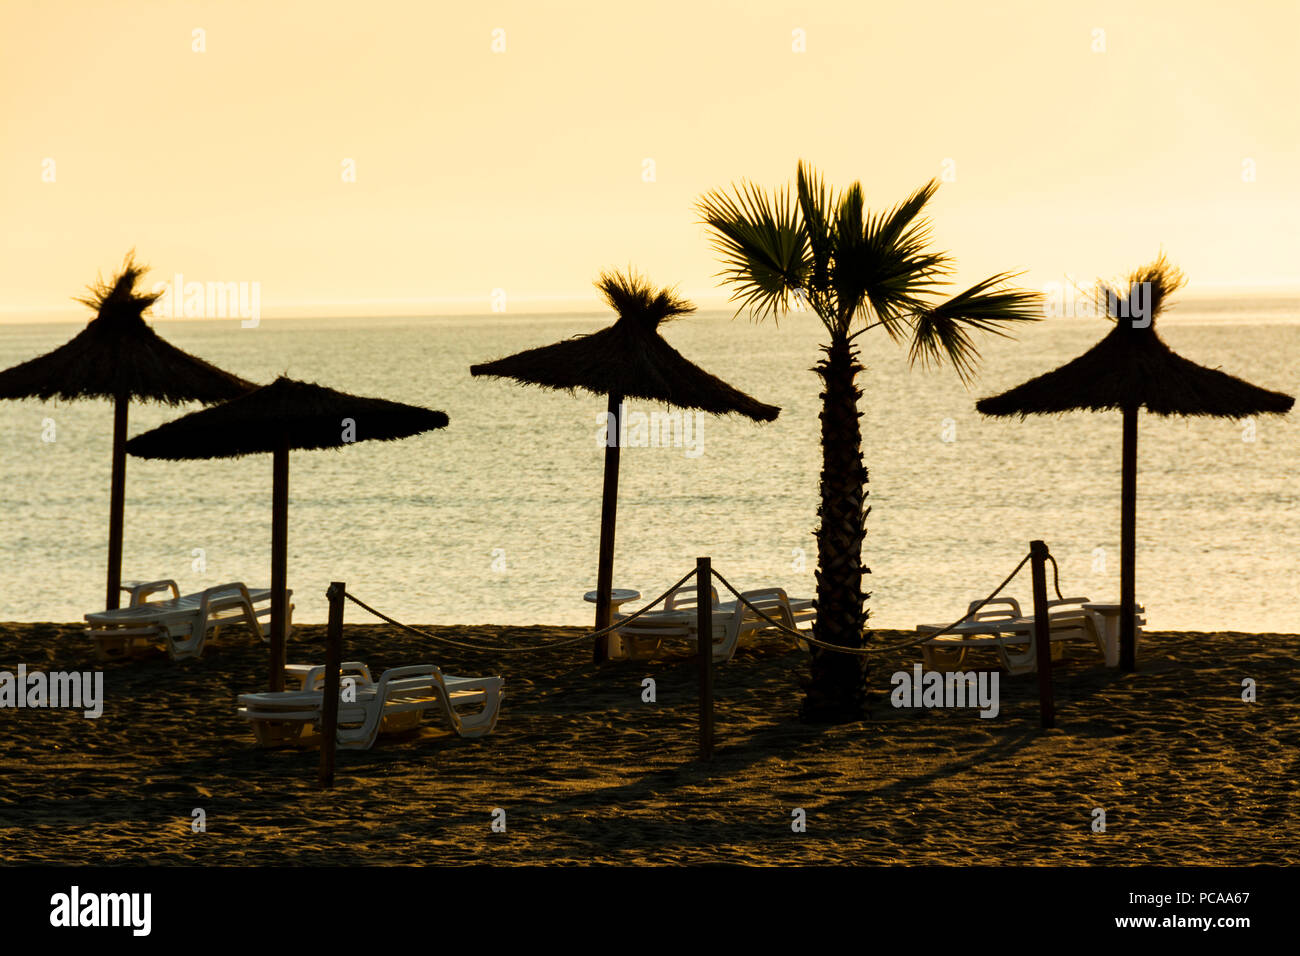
[335,546,1062,659]
[340,567,697,653]
[711,549,1036,656]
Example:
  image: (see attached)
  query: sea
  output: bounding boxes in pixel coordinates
[1,296,1296,632]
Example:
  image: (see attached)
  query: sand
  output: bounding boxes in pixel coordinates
[0,621,1295,865]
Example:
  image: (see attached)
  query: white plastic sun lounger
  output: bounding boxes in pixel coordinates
[664,585,720,611]
[283,661,374,691]
[119,579,181,605]
[707,587,812,662]
[608,583,701,658]
[237,664,504,750]
[610,582,723,656]
[611,612,693,659]
[85,581,293,662]
[918,597,1025,670]
[1027,597,1147,669]
[918,597,1124,675]
[737,591,817,640]
[613,585,816,663]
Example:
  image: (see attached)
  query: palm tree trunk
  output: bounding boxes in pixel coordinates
[801,333,869,722]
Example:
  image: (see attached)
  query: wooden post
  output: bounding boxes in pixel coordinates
[593,391,623,663]
[269,438,290,691]
[105,394,129,611]
[318,582,344,788]
[1119,405,1138,672]
[1030,539,1055,729]
[696,556,713,760]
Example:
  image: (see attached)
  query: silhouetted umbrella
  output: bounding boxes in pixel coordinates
[0,254,255,610]
[127,376,449,689]
[471,269,780,660]
[977,257,1294,670]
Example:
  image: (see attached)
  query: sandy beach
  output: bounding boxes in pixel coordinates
[0,621,1294,866]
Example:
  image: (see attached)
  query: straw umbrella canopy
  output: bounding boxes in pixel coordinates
[126,376,449,690]
[0,254,255,610]
[470,269,780,661]
[976,257,1294,670]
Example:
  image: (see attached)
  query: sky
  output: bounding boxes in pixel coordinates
[2,0,1297,320]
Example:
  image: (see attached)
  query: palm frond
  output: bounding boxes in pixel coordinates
[908,273,1043,383]
[696,180,809,320]
[841,180,951,341]
[796,160,834,298]
[851,250,952,340]
[865,180,941,256]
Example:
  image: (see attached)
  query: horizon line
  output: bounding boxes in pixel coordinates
[2,281,1299,325]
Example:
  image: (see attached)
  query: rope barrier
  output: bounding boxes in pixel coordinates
[1046,553,1065,601]
[340,567,697,653]
[711,551,1034,656]
[339,547,1056,660]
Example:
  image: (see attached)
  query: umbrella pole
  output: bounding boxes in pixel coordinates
[105,395,128,611]
[269,439,289,691]
[1030,540,1056,728]
[319,582,344,788]
[1120,406,1138,671]
[593,391,622,662]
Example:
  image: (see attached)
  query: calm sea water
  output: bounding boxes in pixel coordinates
[1,297,1296,632]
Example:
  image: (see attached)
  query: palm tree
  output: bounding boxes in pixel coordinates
[697,161,1041,722]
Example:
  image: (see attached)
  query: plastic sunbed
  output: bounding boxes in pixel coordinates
[613,584,816,662]
[85,580,293,661]
[237,664,504,750]
[917,597,1134,674]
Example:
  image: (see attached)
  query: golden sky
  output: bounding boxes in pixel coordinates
[2,0,1297,319]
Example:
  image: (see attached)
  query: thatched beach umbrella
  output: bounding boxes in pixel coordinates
[470,269,780,661]
[0,254,255,610]
[977,257,1294,670]
[126,376,448,690]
